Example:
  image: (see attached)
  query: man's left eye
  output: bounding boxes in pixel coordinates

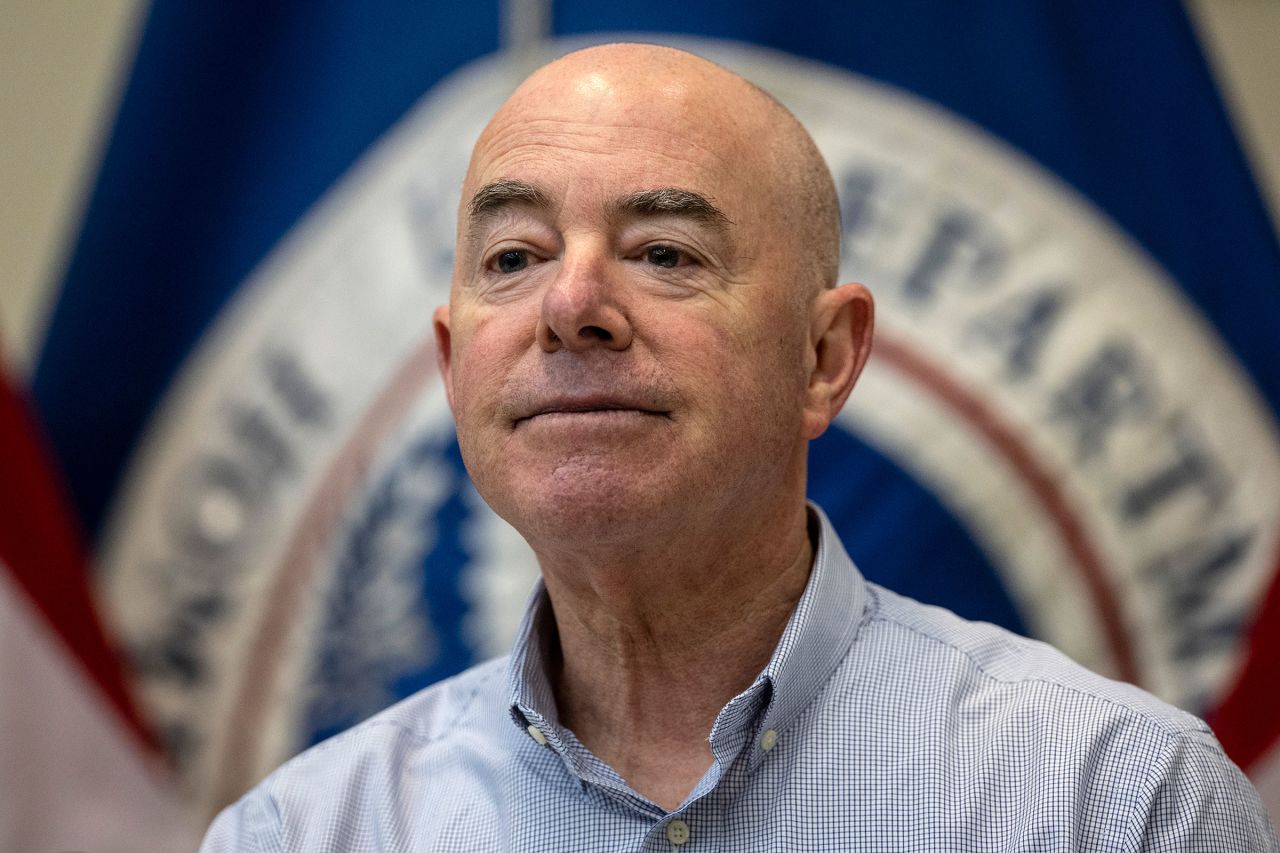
[645,246,683,268]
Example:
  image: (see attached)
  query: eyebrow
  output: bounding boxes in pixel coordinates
[467,179,552,222]
[466,181,733,233]
[612,188,733,231]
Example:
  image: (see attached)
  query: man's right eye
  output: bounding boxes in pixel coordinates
[494,250,529,274]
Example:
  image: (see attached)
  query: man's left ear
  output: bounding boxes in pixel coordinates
[802,283,874,440]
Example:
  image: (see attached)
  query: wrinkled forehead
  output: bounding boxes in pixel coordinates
[462,60,774,214]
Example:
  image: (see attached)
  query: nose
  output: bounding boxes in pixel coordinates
[536,254,633,353]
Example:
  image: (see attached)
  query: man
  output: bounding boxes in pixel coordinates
[203,43,1277,850]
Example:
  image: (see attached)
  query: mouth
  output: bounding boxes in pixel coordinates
[512,397,671,427]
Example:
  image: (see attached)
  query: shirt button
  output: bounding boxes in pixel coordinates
[665,819,690,846]
[760,728,779,752]
[526,723,547,745]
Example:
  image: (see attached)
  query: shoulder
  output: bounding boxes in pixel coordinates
[859,582,1207,735]
[840,585,1278,849]
[277,654,508,772]
[200,657,511,852]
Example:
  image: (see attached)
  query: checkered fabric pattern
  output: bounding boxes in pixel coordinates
[202,506,1278,851]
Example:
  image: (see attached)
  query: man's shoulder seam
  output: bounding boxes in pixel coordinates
[863,589,1210,740]
[287,657,508,760]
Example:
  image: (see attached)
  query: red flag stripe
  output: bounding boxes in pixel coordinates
[0,370,157,753]
[1209,536,1280,771]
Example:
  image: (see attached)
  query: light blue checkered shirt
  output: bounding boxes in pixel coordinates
[203,506,1277,851]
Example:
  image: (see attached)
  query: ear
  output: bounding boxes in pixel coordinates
[433,305,457,413]
[802,283,874,440]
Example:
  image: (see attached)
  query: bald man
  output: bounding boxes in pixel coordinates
[202,45,1277,851]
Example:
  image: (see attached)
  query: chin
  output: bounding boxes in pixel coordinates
[489,465,677,548]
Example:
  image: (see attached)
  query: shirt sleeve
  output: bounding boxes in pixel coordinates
[1134,727,1279,852]
[199,788,284,853]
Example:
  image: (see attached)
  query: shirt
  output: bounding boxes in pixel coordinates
[202,505,1278,851]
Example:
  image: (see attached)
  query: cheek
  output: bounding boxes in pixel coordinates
[711,315,809,430]
[652,312,802,423]
[449,310,535,419]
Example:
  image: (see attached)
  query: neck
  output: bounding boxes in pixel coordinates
[533,498,815,811]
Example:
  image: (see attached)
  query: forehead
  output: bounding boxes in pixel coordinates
[464,70,763,216]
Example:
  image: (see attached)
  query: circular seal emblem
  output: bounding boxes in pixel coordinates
[97,37,1280,818]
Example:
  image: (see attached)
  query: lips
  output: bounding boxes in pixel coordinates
[511,394,670,426]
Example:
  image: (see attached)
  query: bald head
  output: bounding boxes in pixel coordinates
[437,42,873,548]
[462,43,841,305]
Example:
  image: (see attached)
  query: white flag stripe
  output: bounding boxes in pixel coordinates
[0,564,195,852]
[1249,737,1280,829]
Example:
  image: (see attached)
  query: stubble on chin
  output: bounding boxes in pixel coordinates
[498,447,676,542]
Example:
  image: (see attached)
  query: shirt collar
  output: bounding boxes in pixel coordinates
[743,503,866,764]
[506,503,868,767]
[506,585,562,737]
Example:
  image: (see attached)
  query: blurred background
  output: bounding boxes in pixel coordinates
[3,1,1279,848]
[7,2,1280,383]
